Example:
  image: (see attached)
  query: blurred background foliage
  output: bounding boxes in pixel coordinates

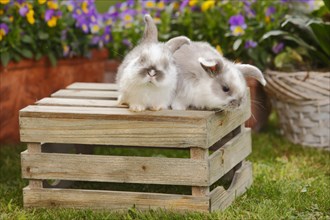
[1,0,329,71]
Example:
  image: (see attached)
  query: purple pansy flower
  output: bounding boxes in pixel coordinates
[120,9,136,24]
[229,14,247,29]
[126,0,135,7]
[229,14,247,36]
[17,0,26,4]
[0,23,9,35]
[180,0,189,11]
[266,6,276,16]
[45,9,55,21]
[272,42,284,54]
[245,40,257,49]
[19,5,29,17]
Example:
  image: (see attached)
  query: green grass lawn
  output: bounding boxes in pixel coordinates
[1,114,329,219]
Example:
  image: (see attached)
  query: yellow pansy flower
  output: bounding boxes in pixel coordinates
[232,26,245,36]
[67,4,74,12]
[26,10,35,25]
[189,0,198,7]
[47,16,57,27]
[157,1,165,10]
[38,0,46,4]
[145,0,155,9]
[91,24,100,34]
[0,0,10,5]
[82,1,89,14]
[124,14,133,22]
[0,30,6,41]
[9,16,14,22]
[201,0,215,12]
[265,16,270,24]
[47,1,58,10]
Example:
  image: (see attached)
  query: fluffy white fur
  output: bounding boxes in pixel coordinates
[116,15,190,112]
[118,45,177,111]
[172,42,266,111]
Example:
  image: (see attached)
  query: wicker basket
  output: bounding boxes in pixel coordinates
[265,70,330,150]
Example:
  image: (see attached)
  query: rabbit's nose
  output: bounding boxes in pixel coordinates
[148,70,157,77]
[230,98,242,107]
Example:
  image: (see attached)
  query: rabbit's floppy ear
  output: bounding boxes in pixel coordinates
[141,14,158,43]
[198,57,223,77]
[236,64,266,86]
[165,36,190,53]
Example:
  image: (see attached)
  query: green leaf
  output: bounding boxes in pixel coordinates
[309,22,330,56]
[1,52,11,66]
[324,0,330,11]
[233,39,242,51]
[38,32,49,40]
[47,52,57,66]
[12,53,21,62]
[20,49,33,59]
[260,30,287,42]
[35,52,43,60]
[21,35,33,43]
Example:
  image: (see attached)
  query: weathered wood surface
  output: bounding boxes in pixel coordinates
[51,89,119,100]
[20,83,250,148]
[67,82,119,91]
[21,151,209,186]
[20,82,253,212]
[209,128,252,185]
[36,98,124,108]
[20,114,207,148]
[190,148,210,196]
[26,143,43,189]
[210,161,253,211]
[23,187,210,211]
[206,97,251,147]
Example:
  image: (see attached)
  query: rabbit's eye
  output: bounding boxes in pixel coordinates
[222,85,230,93]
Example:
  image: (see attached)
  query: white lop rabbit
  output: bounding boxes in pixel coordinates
[171,42,266,111]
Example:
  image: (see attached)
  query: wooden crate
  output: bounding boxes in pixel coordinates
[20,82,253,212]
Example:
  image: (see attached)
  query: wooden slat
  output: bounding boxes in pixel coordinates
[20,117,207,148]
[19,104,248,148]
[190,148,210,198]
[206,95,251,146]
[67,82,119,91]
[209,128,251,185]
[36,98,124,108]
[51,89,119,100]
[20,105,212,121]
[23,188,209,211]
[21,152,209,186]
[210,161,253,211]
[26,144,43,189]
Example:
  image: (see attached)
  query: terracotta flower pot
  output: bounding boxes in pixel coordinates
[104,59,121,83]
[0,49,108,143]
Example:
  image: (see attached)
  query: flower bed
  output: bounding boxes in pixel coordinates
[0,0,111,66]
